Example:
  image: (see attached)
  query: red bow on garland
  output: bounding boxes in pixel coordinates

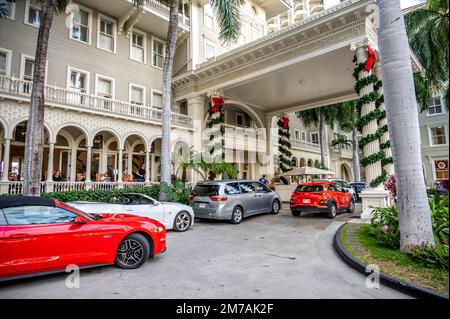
[211,96,224,113]
[281,116,289,130]
[365,46,377,72]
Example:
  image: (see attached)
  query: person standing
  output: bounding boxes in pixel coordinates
[259,174,268,185]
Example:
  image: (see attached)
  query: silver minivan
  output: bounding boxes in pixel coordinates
[189,180,282,224]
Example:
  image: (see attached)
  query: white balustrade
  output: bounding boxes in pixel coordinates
[0,76,193,128]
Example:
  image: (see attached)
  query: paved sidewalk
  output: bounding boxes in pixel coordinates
[0,207,410,299]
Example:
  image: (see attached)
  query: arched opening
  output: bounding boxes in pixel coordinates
[150,137,162,182]
[307,159,313,167]
[53,125,88,182]
[291,156,298,168]
[123,134,147,182]
[340,163,352,182]
[299,158,306,167]
[91,130,119,182]
[314,159,320,168]
[7,121,49,182]
[172,140,191,182]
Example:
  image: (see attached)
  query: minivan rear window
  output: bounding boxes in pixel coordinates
[296,185,324,192]
[192,184,220,196]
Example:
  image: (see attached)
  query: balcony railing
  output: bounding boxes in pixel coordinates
[290,138,322,152]
[0,181,157,195]
[0,76,193,129]
[146,0,190,28]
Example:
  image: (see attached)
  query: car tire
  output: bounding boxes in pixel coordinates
[291,210,301,217]
[328,202,337,219]
[271,200,281,214]
[346,200,355,214]
[173,211,192,232]
[230,206,243,224]
[115,233,150,269]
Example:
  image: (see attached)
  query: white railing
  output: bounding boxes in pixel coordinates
[53,182,86,192]
[0,76,193,128]
[5,182,46,194]
[123,182,147,188]
[146,0,191,28]
[0,181,156,195]
[289,138,321,152]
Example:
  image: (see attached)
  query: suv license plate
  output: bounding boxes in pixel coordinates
[199,203,206,208]
[303,199,311,203]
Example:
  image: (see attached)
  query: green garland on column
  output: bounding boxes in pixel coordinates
[277,116,292,173]
[206,97,225,159]
[353,48,390,188]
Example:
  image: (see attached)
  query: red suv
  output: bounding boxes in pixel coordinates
[290,181,355,218]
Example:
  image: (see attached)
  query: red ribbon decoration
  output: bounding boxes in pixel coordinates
[281,116,289,130]
[211,96,224,113]
[365,46,377,72]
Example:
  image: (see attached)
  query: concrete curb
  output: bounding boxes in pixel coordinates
[334,223,448,300]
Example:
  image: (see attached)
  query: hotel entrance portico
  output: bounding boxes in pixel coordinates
[174,0,421,216]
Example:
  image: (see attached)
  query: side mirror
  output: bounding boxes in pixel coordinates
[73,216,87,225]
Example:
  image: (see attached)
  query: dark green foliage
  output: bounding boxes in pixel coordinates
[369,195,449,269]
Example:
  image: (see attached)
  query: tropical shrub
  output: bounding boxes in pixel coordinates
[368,206,401,249]
[369,195,449,269]
[408,245,449,270]
[42,182,192,204]
[384,174,397,203]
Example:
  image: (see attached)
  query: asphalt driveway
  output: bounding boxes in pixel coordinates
[0,205,410,299]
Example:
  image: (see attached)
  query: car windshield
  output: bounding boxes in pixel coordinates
[192,184,220,196]
[296,185,324,192]
[63,203,103,220]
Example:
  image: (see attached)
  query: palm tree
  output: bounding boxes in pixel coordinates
[405,0,449,109]
[135,0,244,200]
[331,100,361,182]
[296,105,338,168]
[378,0,435,251]
[190,151,237,181]
[18,0,68,196]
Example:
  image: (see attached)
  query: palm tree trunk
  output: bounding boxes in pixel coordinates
[159,0,179,201]
[22,0,55,196]
[319,112,325,166]
[378,0,435,251]
[352,128,361,182]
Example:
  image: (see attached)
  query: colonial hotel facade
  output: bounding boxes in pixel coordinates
[0,0,428,208]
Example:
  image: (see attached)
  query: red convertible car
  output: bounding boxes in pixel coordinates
[0,197,166,281]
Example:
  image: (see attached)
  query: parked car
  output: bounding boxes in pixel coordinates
[188,180,281,224]
[313,179,357,202]
[349,182,365,201]
[290,181,355,218]
[68,193,194,232]
[0,196,166,281]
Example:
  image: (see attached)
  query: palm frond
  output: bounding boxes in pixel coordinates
[414,72,433,112]
[210,0,245,42]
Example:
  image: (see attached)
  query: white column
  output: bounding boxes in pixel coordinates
[70,147,77,182]
[375,65,394,176]
[85,146,92,182]
[1,139,11,182]
[46,143,55,182]
[145,151,150,183]
[151,153,156,181]
[354,44,389,220]
[188,95,205,183]
[117,148,123,182]
[127,150,132,176]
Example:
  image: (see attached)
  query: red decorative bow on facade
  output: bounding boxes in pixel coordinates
[281,116,289,130]
[365,46,377,72]
[211,96,224,113]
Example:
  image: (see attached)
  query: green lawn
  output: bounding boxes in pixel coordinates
[341,223,449,296]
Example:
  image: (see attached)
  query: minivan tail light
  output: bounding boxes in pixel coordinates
[209,196,228,202]
[188,194,196,201]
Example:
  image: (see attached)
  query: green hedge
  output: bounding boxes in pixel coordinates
[42,185,160,203]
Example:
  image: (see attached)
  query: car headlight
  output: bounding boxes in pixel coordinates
[153,226,165,233]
